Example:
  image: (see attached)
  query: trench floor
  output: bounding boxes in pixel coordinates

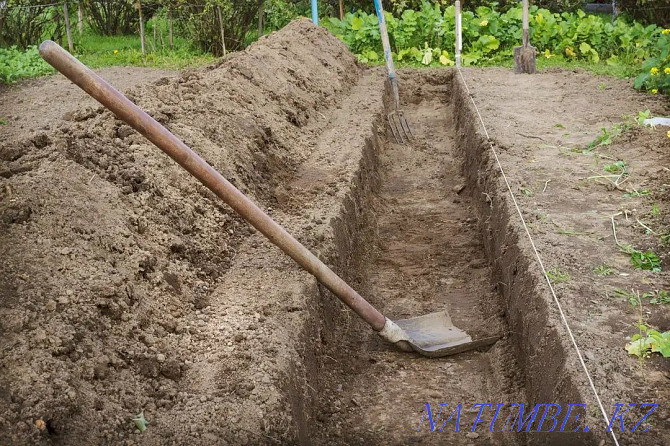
[319,81,521,445]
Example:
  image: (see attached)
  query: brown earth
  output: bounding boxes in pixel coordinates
[1,17,670,446]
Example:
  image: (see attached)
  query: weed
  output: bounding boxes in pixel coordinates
[598,82,606,90]
[587,124,627,149]
[612,288,639,306]
[623,189,650,197]
[555,123,566,129]
[547,267,570,284]
[0,117,7,125]
[626,324,670,358]
[619,244,661,272]
[651,203,660,216]
[603,161,627,175]
[520,187,533,197]
[636,109,652,126]
[594,264,614,276]
[642,290,670,305]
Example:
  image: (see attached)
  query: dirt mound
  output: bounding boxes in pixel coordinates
[0,18,360,445]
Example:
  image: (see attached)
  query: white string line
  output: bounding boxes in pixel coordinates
[455,67,620,446]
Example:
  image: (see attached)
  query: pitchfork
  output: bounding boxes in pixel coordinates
[373,0,413,144]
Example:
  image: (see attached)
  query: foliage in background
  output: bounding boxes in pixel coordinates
[617,0,670,28]
[326,1,669,94]
[0,0,63,48]
[0,45,53,83]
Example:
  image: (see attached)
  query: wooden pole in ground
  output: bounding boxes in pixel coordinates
[138,1,146,56]
[77,2,83,34]
[63,2,74,52]
[216,5,226,56]
[339,0,344,19]
[168,6,173,49]
[455,0,461,68]
[258,0,264,37]
[152,20,157,52]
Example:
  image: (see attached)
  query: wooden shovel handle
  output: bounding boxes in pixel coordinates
[522,0,530,48]
[38,40,387,332]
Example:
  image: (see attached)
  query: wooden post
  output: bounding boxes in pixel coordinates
[168,7,173,49]
[455,0,461,68]
[63,2,74,53]
[77,2,83,34]
[216,5,226,56]
[258,0,264,37]
[339,0,344,20]
[152,20,157,52]
[138,1,146,56]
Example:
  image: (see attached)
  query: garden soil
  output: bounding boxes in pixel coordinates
[1,17,670,446]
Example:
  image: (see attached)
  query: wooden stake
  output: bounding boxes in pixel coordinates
[63,2,74,53]
[168,7,173,49]
[216,5,226,56]
[77,2,83,34]
[339,0,344,20]
[138,1,146,56]
[152,20,157,52]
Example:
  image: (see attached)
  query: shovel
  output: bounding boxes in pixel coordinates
[373,0,412,144]
[39,41,499,358]
[513,0,536,74]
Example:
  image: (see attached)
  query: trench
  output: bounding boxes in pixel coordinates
[287,69,600,445]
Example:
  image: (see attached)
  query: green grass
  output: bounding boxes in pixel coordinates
[72,28,216,70]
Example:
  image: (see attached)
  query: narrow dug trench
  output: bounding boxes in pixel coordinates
[310,71,522,445]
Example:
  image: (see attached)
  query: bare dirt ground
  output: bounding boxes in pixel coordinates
[1,18,669,446]
[0,66,177,142]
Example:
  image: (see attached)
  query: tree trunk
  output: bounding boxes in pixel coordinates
[168,7,173,49]
[77,2,83,34]
[63,2,74,52]
[138,1,145,55]
[258,0,264,37]
[216,5,226,56]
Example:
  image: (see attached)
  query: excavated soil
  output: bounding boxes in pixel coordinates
[1,18,670,446]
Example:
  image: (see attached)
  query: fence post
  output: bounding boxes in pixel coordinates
[455,0,461,68]
[168,6,173,49]
[77,2,83,34]
[63,2,74,53]
[216,5,226,56]
[339,0,344,20]
[138,0,146,55]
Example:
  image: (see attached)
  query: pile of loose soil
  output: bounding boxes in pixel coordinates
[0,18,362,445]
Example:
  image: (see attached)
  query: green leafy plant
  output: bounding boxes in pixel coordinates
[0,46,53,84]
[620,244,662,272]
[547,267,570,284]
[626,324,670,358]
[132,411,148,432]
[636,109,652,126]
[642,290,670,305]
[594,264,614,276]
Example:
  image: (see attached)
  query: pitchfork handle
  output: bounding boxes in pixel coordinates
[38,40,388,332]
[373,0,400,108]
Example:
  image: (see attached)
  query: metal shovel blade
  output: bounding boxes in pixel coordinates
[393,311,500,358]
[513,45,537,74]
